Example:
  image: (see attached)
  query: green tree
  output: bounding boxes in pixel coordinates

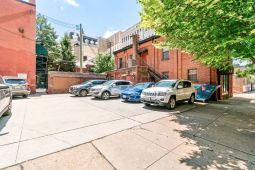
[93,53,114,73]
[36,14,61,71]
[138,0,255,75]
[58,35,76,72]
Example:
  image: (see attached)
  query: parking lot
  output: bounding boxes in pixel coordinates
[1,93,255,169]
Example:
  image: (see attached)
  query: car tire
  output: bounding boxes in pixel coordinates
[101,91,110,100]
[79,90,88,97]
[3,102,12,116]
[145,103,151,107]
[166,96,176,110]
[23,94,28,98]
[188,94,195,104]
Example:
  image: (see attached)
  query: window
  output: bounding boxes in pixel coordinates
[177,81,184,89]
[183,81,192,88]
[116,81,131,86]
[118,58,123,69]
[83,56,87,61]
[162,49,169,60]
[188,69,198,82]
[222,75,229,95]
[162,72,169,79]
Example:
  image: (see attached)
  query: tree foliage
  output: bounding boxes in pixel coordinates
[36,15,61,70]
[36,15,75,72]
[58,35,76,72]
[138,0,255,74]
[92,53,114,73]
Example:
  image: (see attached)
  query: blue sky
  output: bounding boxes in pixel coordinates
[37,0,141,38]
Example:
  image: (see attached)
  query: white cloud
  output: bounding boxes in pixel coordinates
[64,0,80,7]
[103,30,119,38]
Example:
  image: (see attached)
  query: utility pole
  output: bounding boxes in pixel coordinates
[79,24,83,73]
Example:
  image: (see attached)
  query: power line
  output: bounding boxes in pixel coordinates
[37,13,78,29]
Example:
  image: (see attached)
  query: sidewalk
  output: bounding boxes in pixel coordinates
[4,92,255,170]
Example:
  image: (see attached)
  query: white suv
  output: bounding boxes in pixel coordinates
[141,80,196,109]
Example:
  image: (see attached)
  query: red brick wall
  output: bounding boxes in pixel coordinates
[0,0,36,93]
[48,72,106,94]
[114,38,217,85]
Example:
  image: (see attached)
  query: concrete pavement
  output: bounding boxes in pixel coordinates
[0,94,196,169]
[1,92,255,169]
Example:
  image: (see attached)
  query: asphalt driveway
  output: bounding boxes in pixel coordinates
[1,92,255,169]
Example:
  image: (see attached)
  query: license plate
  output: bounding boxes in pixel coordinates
[122,95,127,99]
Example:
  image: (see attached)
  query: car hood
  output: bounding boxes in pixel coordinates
[71,84,88,88]
[91,85,105,90]
[123,87,143,94]
[142,87,173,93]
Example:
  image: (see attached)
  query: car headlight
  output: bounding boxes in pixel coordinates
[157,92,167,96]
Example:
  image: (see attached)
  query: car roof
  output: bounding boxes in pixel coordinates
[3,76,25,80]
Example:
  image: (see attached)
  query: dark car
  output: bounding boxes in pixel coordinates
[0,76,12,117]
[69,80,107,97]
[121,82,154,102]
[3,76,30,98]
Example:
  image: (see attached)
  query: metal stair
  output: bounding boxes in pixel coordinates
[141,59,167,82]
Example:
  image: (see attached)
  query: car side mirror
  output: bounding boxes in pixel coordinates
[177,85,183,89]
[112,84,116,87]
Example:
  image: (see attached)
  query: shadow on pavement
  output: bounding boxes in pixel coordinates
[168,93,255,169]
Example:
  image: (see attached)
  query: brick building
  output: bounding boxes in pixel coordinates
[108,24,233,100]
[0,0,36,92]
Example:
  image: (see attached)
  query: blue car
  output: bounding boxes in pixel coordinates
[121,82,154,102]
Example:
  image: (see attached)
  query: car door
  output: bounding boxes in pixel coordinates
[110,82,120,96]
[183,81,192,99]
[176,81,186,101]
[0,77,9,113]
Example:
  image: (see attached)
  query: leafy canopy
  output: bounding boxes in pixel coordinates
[36,15,75,72]
[58,35,76,72]
[92,53,114,73]
[138,0,255,74]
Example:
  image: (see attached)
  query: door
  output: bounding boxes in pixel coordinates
[183,81,192,99]
[0,77,9,113]
[176,81,185,101]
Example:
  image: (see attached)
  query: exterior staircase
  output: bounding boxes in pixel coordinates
[141,59,167,82]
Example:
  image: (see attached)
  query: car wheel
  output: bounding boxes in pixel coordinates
[3,102,12,116]
[101,91,110,100]
[79,90,88,97]
[145,103,151,107]
[166,96,176,110]
[23,94,28,98]
[188,94,195,104]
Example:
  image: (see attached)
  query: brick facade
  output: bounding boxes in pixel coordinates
[110,36,233,100]
[0,0,36,93]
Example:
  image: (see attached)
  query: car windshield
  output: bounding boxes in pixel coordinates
[102,80,115,86]
[155,80,177,88]
[131,83,148,89]
[81,81,92,85]
[5,79,26,85]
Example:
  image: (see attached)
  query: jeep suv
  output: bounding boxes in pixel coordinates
[141,80,196,109]
[90,80,132,100]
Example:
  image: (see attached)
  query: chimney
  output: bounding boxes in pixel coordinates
[132,34,139,65]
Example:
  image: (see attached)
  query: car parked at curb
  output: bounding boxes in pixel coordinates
[0,76,12,117]
[90,80,133,100]
[121,82,154,102]
[141,80,196,110]
[3,76,30,98]
[69,80,107,97]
